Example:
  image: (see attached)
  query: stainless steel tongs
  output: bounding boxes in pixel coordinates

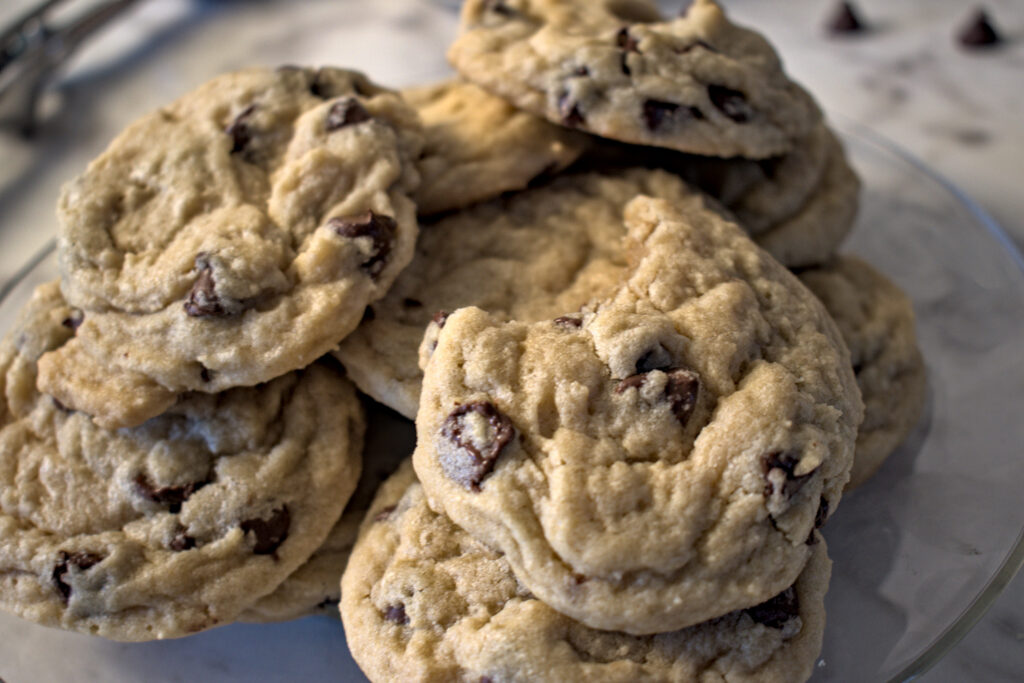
[0,0,139,135]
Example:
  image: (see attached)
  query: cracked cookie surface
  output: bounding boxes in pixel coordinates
[47,66,421,427]
[0,282,363,640]
[342,462,830,683]
[413,195,861,633]
[449,0,820,158]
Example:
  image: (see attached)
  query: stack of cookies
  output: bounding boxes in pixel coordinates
[0,0,927,679]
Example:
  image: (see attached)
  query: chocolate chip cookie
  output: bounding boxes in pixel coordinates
[0,282,364,640]
[413,195,862,633]
[47,66,422,427]
[407,78,589,214]
[449,0,821,158]
[798,256,926,489]
[333,168,693,419]
[342,462,831,683]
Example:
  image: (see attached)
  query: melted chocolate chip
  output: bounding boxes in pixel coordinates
[558,92,585,128]
[827,2,865,34]
[240,506,291,555]
[326,98,371,131]
[383,603,409,624]
[226,104,257,155]
[373,505,397,522]
[708,85,752,123]
[61,310,84,331]
[664,368,700,426]
[763,451,816,499]
[169,526,197,552]
[133,473,207,514]
[439,402,515,491]
[553,315,582,329]
[432,310,450,328]
[642,99,704,131]
[184,257,228,318]
[957,9,1001,47]
[403,298,423,308]
[52,551,102,602]
[744,586,800,628]
[328,211,397,277]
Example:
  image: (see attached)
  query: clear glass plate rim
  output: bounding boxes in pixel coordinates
[1,123,1022,682]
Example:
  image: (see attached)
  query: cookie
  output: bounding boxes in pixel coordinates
[240,399,413,622]
[407,78,589,214]
[0,282,364,640]
[333,168,694,419]
[798,256,926,489]
[46,66,422,428]
[449,0,821,159]
[413,195,862,633]
[342,462,831,683]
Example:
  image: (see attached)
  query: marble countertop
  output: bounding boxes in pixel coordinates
[0,0,1021,680]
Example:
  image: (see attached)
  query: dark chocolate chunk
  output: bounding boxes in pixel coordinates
[763,451,816,499]
[226,104,257,155]
[558,91,586,128]
[432,310,450,328]
[373,505,397,522]
[52,551,102,602]
[326,98,371,131]
[439,402,515,491]
[133,473,207,514]
[383,603,409,624]
[957,9,1001,47]
[615,373,648,394]
[184,256,228,318]
[328,211,397,277]
[744,586,799,628]
[553,315,583,329]
[169,526,197,552]
[61,310,84,331]
[241,506,291,555]
[708,85,752,123]
[826,2,865,34]
[403,298,424,308]
[664,368,700,426]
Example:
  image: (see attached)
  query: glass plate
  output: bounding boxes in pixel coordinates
[1,133,1023,683]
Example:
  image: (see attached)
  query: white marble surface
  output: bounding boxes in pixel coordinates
[0,0,1021,680]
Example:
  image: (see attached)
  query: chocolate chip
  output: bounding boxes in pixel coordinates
[383,603,409,624]
[615,374,647,394]
[61,310,84,330]
[553,315,582,329]
[240,506,291,555]
[664,369,700,426]
[558,92,585,128]
[957,9,1001,47]
[226,104,257,155]
[184,256,228,318]
[744,586,799,628]
[133,473,207,514]
[52,551,102,602]
[373,505,397,522]
[763,451,816,499]
[708,85,752,123]
[326,98,371,131]
[635,345,673,373]
[403,298,423,308]
[439,402,515,491]
[328,211,397,277]
[642,100,704,131]
[169,526,196,552]
[826,2,865,34]
[432,310,450,328]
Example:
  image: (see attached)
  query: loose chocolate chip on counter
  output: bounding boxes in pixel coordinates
[61,310,84,330]
[329,211,397,277]
[553,315,583,329]
[373,505,397,522]
[241,506,291,555]
[558,92,586,128]
[439,402,516,491]
[326,98,371,131]
[826,1,866,35]
[763,451,816,499]
[169,526,197,552]
[226,104,257,155]
[957,9,1001,48]
[744,586,800,628]
[184,256,228,318]
[383,603,409,624]
[432,310,450,328]
[52,551,103,602]
[133,473,208,514]
[708,85,752,123]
